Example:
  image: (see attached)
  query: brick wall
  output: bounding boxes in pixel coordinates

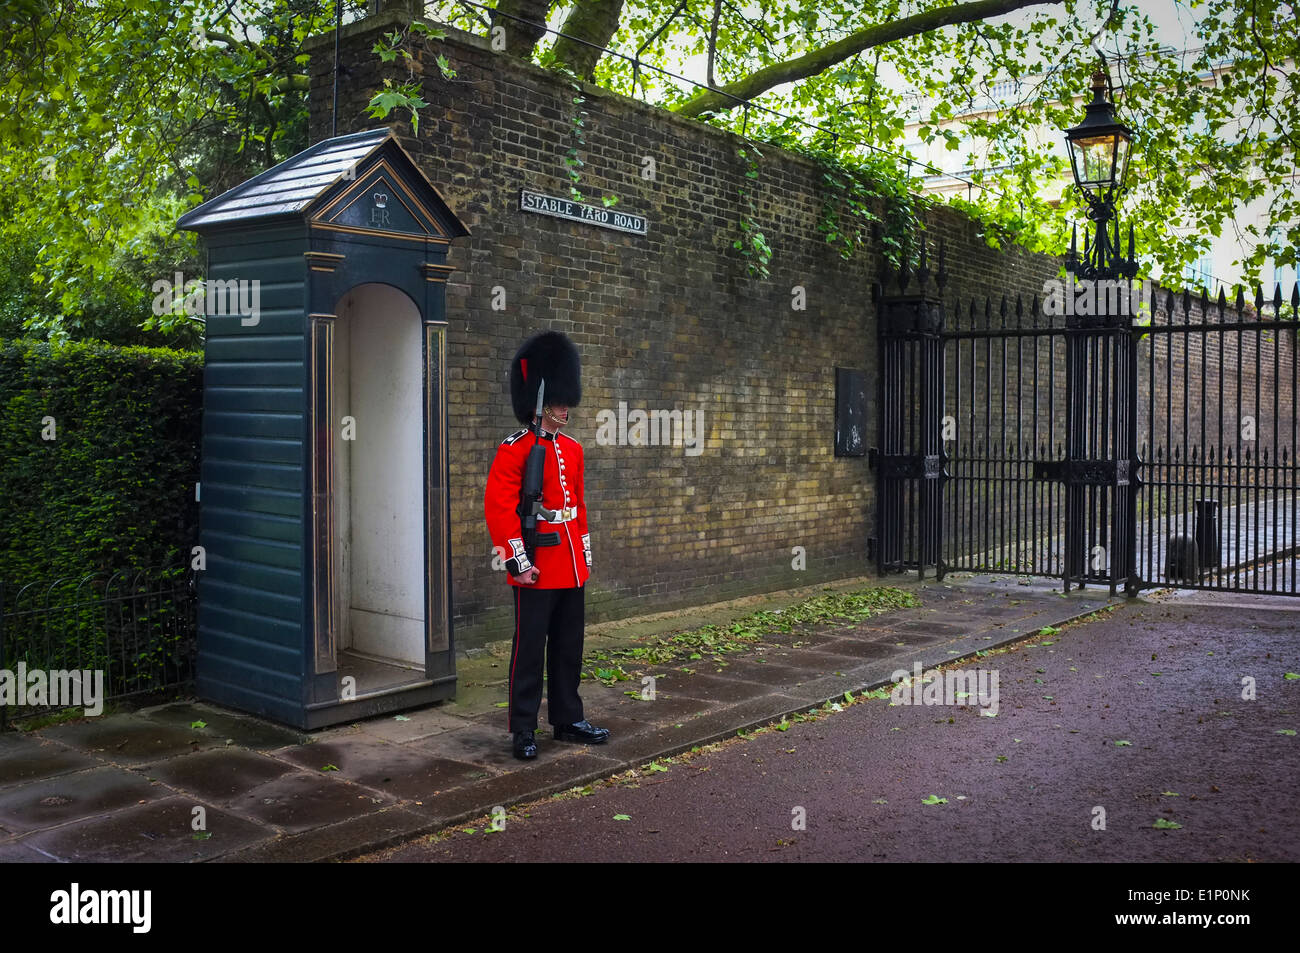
[305,11,1068,648]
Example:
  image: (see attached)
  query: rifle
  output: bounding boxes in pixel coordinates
[518,379,559,580]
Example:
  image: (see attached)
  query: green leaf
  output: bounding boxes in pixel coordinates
[190,719,206,729]
[1153,818,1182,829]
[1114,740,1132,747]
[367,89,409,117]
[321,764,339,771]
[921,795,948,805]
[1277,729,1297,736]
[612,814,631,821]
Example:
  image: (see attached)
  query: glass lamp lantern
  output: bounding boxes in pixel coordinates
[1065,70,1133,203]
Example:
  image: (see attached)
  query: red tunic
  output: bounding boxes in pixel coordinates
[484,427,591,589]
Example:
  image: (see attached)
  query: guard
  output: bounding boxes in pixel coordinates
[484,330,610,760]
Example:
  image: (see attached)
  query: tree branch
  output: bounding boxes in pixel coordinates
[673,0,1065,118]
[707,0,721,88]
[552,0,625,79]
[490,0,552,59]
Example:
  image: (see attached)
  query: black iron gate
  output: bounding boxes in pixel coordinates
[873,247,1300,596]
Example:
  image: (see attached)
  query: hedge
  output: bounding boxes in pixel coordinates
[0,338,202,587]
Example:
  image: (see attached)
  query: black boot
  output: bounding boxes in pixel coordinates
[512,730,538,760]
[553,720,610,744]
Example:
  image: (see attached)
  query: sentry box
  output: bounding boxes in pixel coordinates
[178,129,470,728]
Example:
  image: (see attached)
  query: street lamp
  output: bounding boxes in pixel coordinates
[1064,67,1137,281]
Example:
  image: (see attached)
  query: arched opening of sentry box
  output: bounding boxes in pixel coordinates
[334,282,426,683]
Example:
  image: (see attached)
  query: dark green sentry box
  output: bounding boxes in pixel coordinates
[178,128,470,729]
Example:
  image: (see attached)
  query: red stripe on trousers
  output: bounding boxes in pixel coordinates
[507,585,521,732]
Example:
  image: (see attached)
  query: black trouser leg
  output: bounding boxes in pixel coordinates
[507,586,556,733]
[546,584,586,727]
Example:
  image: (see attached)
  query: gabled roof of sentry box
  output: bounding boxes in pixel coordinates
[177,127,470,240]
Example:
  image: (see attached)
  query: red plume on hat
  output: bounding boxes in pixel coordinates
[510,330,582,425]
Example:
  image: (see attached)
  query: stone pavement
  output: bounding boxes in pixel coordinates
[0,574,1118,863]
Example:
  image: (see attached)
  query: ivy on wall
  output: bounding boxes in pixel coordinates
[781,136,925,272]
[734,142,773,279]
[729,131,931,280]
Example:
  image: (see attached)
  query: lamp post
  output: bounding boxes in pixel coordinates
[1058,63,1143,597]
[1064,67,1137,281]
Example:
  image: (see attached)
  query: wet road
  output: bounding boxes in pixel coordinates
[365,596,1300,862]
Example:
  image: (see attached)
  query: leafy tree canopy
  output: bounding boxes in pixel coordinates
[0,0,360,345]
[481,0,1298,288]
[0,0,1294,342]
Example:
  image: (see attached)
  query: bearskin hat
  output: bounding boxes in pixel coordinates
[509,330,582,425]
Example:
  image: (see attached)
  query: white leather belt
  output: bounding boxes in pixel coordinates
[540,506,578,523]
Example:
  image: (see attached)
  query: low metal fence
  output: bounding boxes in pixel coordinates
[0,566,197,727]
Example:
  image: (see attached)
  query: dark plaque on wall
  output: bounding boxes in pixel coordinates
[835,367,866,457]
[519,189,648,236]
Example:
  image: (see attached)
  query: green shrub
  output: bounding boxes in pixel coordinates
[0,338,202,689]
[0,337,202,583]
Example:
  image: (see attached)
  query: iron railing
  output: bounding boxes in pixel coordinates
[874,239,1300,597]
[0,566,197,726]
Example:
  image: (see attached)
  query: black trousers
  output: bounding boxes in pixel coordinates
[507,584,585,733]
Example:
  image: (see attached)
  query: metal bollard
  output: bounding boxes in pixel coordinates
[1194,499,1221,570]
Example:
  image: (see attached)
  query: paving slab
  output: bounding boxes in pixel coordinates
[212,807,432,863]
[765,628,842,646]
[588,693,808,766]
[229,771,394,833]
[0,765,164,833]
[603,691,717,726]
[718,658,827,686]
[22,795,272,862]
[768,671,863,703]
[37,715,214,765]
[777,648,871,672]
[646,671,769,703]
[879,619,972,636]
[279,736,488,800]
[350,706,475,743]
[414,750,625,824]
[142,748,295,802]
[591,721,692,763]
[879,630,950,647]
[138,702,307,750]
[814,637,904,660]
[0,738,101,787]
